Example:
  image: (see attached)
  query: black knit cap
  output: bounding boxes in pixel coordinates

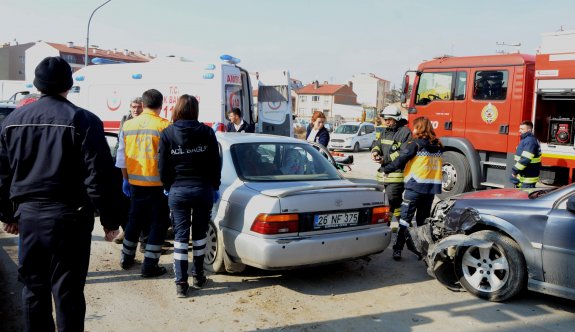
[33,56,73,95]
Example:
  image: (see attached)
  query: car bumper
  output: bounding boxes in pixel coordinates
[328,144,353,151]
[223,226,392,269]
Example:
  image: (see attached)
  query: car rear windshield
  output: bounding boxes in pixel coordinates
[334,125,359,134]
[231,142,342,182]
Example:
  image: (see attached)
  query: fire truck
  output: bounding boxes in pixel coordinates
[402,30,575,198]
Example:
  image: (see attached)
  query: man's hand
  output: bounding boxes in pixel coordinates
[104,228,120,242]
[2,222,18,235]
[371,152,382,163]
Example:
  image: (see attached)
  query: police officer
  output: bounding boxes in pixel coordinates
[116,89,170,277]
[371,105,412,223]
[383,117,443,261]
[159,95,221,298]
[0,56,121,331]
[511,120,541,188]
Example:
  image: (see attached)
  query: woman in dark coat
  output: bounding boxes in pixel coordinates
[306,111,330,148]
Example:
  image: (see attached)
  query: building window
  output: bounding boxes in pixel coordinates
[299,95,307,102]
[323,109,330,115]
[18,56,25,64]
[312,96,320,102]
[63,54,76,64]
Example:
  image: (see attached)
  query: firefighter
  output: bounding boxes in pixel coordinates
[510,120,541,188]
[116,89,171,277]
[371,105,412,224]
[0,56,121,331]
[159,95,221,298]
[383,117,443,261]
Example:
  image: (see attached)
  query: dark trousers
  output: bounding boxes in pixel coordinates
[393,189,435,251]
[122,185,169,269]
[17,201,93,332]
[168,185,213,284]
[384,182,404,220]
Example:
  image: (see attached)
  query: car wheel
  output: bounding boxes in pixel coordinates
[204,221,225,273]
[438,151,472,199]
[454,230,526,302]
[353,142,360,152]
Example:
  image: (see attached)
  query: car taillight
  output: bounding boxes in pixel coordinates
[371,206,390,224]
[250,213,299,234]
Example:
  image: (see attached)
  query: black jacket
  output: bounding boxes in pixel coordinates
[306,125,330,147]
[372,120,412,168]
[512,131,541,178]
[226,121,254,133]
[159,120,221,191]
[0,95,121,229]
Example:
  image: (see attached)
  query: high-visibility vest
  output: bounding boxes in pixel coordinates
[122,110,169,186]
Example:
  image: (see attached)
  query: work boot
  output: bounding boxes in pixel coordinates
[120,256,134,270]
[192,274,208,288]
[141,265,167,278]
[392,250,402,261]
[176,282,189,298]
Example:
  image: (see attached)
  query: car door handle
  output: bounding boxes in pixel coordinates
[444,121,452,130]
[499,124,509,134]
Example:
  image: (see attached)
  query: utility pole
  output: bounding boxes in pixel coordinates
[85,0,112,66]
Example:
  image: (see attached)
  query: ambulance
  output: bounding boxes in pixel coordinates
[68,55,293,136]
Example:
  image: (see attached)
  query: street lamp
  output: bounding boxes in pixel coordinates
[85,0,112,66]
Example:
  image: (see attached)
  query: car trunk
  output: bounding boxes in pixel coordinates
[245,181,387,235]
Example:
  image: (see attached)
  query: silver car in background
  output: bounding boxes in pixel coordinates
[205,133,392,273]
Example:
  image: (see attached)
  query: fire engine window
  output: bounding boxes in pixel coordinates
[473,70,508,101]
[415,72,454,105]
[455,72,467,100]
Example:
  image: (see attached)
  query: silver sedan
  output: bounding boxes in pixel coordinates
[205,133,392,273]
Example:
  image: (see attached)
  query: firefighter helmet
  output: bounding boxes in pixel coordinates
[379,105,402,121]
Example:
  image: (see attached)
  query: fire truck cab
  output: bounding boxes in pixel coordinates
[403,30,575,198]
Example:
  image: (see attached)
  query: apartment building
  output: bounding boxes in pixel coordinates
[295,81,362,125]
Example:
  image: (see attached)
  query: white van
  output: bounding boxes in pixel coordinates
[328,122,376,152]
[68,55,293,136]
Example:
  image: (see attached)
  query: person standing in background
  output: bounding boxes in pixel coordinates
[306,111,330,148]
[510,120,541,188]
[226,107,254,133]
[159,95,221,298]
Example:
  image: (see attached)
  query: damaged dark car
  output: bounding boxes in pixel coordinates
[417,184,575,302]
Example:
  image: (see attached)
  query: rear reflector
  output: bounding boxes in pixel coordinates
[371,206,391,224]
[251,213,299,234]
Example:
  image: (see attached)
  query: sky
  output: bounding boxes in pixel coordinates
[2,0,575,87]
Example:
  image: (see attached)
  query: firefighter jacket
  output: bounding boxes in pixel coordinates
[371,120,412,184]
[159,120,222,191]
[511,131,541,184]
[383,138,443,194]
[0,95,121,229]
[122,110,169,187]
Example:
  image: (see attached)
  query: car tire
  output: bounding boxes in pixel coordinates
[438,151,472,199]
[204,221,225,273]
[454,230,526,302]
[353,142,360,152]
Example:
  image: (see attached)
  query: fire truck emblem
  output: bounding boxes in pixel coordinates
[481,103,498,124]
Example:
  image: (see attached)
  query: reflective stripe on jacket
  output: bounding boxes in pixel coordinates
[123,110,169,186]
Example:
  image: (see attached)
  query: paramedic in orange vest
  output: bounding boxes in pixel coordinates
[115,89,171,277]
[382,117,443,261]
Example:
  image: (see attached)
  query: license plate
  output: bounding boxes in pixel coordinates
[314,212,359,229]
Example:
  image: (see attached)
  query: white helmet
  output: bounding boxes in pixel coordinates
[379,105,402,121]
